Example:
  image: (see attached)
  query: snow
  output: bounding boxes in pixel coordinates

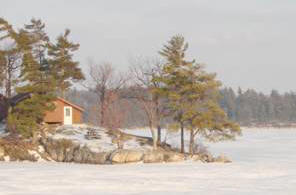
[0,123,8,138]
[52,125,117,153]
[51,125,152,153]
[123,127,211,152]
[28,150,45,162]
[0,128,296,194]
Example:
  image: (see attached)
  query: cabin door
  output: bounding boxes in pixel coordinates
[64,106,73,125]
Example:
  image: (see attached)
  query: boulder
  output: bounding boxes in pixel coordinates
[72,145,108,164]
[73,148,83,163]
[200,153,215,163]
[143,150,164,163]
[64,144,80,162]
[190,154,201,161]
[0,146,4,159]
[80,146,94,163]
[215,154,232,163]
[91,152,110,164]
[56,147,65,162]
[110,149,143,164]
[42,138,81,162]
[125,150,143,163]
[42,138,58,161]
[164,152,184,162]
[110,150,128,164]
[48,149,58,161]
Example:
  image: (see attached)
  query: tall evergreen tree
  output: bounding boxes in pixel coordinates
[7,22,56,139]
[24,18,49,71]
[47,29,84,97]
[156,35,240,154]
[156,35,192,153]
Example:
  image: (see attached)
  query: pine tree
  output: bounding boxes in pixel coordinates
[155,35,192,153]
[47,29,84,97]
[156,35,240,154]
[11,52,55,138]
[181,67,240,155]
[24,18,50,71]
[7,22,56,139]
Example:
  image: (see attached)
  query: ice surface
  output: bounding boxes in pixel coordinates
[0,128,296,194]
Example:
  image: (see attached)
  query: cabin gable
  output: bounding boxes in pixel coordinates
[44,98,83,125]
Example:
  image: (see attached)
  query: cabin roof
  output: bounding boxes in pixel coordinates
[57,97,84,112]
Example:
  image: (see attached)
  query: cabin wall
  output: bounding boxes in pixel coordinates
[44,99,83,124]
[44,100,64,124]
[73,108,82,124]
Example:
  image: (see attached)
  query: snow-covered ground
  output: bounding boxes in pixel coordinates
[0,128,296,194]
[0,123,7,138]
[51,125,153,153]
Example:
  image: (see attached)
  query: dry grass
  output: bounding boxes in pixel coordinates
[0,138,37,161]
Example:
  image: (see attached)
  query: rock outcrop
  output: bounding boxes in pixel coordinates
[215,154,232,163]
[0,146,4,160]
[110,149,143,164]
[0,141,37,162]
[143,150,164,163]
[0,134,228,165]
[41,138,110,164]
[164,152,184,162]
[189,153,231,163]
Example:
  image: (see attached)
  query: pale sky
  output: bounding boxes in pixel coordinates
[1,0,296,93]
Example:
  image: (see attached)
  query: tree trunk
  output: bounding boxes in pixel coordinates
[189,129,194,156]
[6,69,12,98]
[99,92,106,127]
[6,107,16,134]
[155,96,161,146]
[32,131,38,145]
[150,123,158,150]
[180,122,184,153]
[100,102,105,126]
[157,125,161,145]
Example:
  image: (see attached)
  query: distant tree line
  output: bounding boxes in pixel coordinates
[220,88,296,126]
[67,87,296,128]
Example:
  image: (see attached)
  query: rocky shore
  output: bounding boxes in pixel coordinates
[0,137,230,164]
[0,125,231,164]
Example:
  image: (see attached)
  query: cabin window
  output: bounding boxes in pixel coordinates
[65,108,71,116]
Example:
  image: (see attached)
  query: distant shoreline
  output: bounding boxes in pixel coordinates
[240,124,296,129]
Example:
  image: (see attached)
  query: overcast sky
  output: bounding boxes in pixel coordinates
[1,0,296,93]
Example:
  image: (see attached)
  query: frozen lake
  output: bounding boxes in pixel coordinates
[0,128,296,195]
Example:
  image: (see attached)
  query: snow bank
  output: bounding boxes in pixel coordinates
[51,125,152,153]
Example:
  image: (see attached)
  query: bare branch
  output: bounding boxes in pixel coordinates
[82,60,128,126]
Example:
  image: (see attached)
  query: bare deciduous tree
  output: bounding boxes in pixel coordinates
[129,56,166,149]
[83,61,127,126]
[103,91,129,149]
[0,44,22,98]
[104,91,127,130]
